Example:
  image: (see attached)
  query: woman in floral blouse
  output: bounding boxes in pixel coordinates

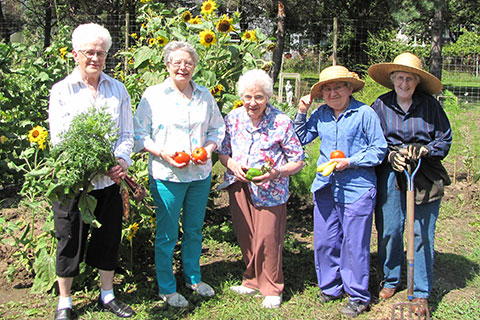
[217,69,304,309]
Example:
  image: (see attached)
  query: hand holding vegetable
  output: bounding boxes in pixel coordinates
[245,156,276,182]
[316,150,347,176]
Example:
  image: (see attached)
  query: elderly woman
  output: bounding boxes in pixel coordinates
[133,41,225,308]
[49,23,134,320]
[217,69,304,309]
[294,66,387,318]
[368,52,452,315]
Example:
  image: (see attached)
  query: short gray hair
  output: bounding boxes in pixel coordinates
[163,41,199,66]
[72,23,112,51]
[237,69,274,98]
[389,71,420,83]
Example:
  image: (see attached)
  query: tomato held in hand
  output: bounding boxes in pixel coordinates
[191,147,208,162]
[174,151,190,165]
[330,150,345,159]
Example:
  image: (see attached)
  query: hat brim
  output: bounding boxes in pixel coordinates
[368,63,443,95]
[310,78,365,99]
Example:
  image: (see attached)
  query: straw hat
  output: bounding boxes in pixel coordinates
[310,65,365,99]
[368,52,442,94]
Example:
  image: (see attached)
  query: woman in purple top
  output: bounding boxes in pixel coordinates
[217,69,304,309]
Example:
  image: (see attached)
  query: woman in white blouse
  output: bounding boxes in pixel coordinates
[133,41,225,308]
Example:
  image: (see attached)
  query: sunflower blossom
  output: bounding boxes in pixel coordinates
[0,135,7,144]
[156,36,168,47]
[216,15,234,33]
[201,0,217,15]
[242,30,258,42]
[199,29,216,47]
[148,38,155,46]
[182,10,192,23]
[126,222,139,241]
[189,15,202,24]
[28,126,48,146]
[59,47,68,60]
[233,100,244,109]
[210,84,224,96]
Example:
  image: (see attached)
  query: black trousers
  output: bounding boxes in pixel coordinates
[54,184,123,277]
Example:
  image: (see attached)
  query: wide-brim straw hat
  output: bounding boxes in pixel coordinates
[310,66,365,99]
[368,52,443,94]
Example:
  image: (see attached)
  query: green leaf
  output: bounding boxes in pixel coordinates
[31,248,57,293]
[133,46,155,69]
[78,192,100,228]
[26,166,51,177]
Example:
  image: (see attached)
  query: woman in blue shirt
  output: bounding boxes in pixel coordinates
[369,52,452,316]
[294,66,387,318]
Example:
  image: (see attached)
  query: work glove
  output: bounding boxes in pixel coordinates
[406,144,429,161]
[388,151,407,172]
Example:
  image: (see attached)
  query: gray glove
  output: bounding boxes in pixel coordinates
[406,144,429,161]
[388,151,407,172]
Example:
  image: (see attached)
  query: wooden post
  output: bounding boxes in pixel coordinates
[332,17,338,66]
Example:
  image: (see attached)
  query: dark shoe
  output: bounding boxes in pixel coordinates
[379,287,396,300]
[54,308,73,320]
[98,297,135,318]
[318,292,343,303]
[412,298,428,316]
[340,300,368,318]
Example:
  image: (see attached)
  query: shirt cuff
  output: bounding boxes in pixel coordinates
[295,112,307,121]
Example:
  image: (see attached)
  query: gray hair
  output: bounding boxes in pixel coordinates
[71,23,112,51]
[163,41,199,66]
[237,69,274,98]
[389,71,420,83]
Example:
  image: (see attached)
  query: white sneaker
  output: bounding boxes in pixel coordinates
[262,295,282,309]
[186,281,215,297]
[159,292,188,307]
[230,285,258,295]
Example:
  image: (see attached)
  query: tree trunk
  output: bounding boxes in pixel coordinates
[43,0,52,49]
[0,0,10,43]
[430,4,444,80]
[271,0,286,84]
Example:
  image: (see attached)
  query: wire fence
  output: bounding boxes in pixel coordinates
[2,16,480,104]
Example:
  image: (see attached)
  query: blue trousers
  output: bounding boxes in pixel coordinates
[150,175,211,295]
[375,166,440,298]
[313,186,375,304]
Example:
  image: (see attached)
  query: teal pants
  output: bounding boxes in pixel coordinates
[150,174,212,295]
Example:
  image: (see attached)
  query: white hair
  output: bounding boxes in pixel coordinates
[163,41,199,66]
[71,23,112,51]
[237,69,274,98]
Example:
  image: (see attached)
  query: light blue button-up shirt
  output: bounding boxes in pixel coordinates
[134,78,225,182]
[294,97,387,203]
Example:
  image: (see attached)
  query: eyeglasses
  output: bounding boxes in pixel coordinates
[321,84,346,94]
[78,50,108,59]
[169,59,195,69]
[243,95,267,104]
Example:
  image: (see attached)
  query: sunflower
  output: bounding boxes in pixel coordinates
[125,222,140,241]
[267,43,276,52]
[28,126,48,147]
[130,33,137,39]
[182,10,192,23]
[210,84,224,96]
[242,30,257,42]
[216,14,234,33]
[201,0,216,16]
[156,36,168,47]
[189,15,202,24]
[0,135,7,144]
[199,29,216,47]
[233,100,244,109]
[59,46,68,60]
[148,38,155,46]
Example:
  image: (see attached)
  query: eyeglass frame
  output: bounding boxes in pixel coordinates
[242,94,268,104]
[78,49,108,59]
[168,59,195,69]
[320,82,349,95]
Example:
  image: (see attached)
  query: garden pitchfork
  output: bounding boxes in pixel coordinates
[390,158,430,320]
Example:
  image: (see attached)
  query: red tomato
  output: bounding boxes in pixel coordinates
[174,151,190,165]
[330,150,345,159]
[191,147,208,162]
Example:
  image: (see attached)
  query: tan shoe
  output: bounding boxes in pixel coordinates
[412,298,428,316]
[379,287,396,300]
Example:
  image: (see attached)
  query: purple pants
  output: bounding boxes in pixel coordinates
[313,186,375,304]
